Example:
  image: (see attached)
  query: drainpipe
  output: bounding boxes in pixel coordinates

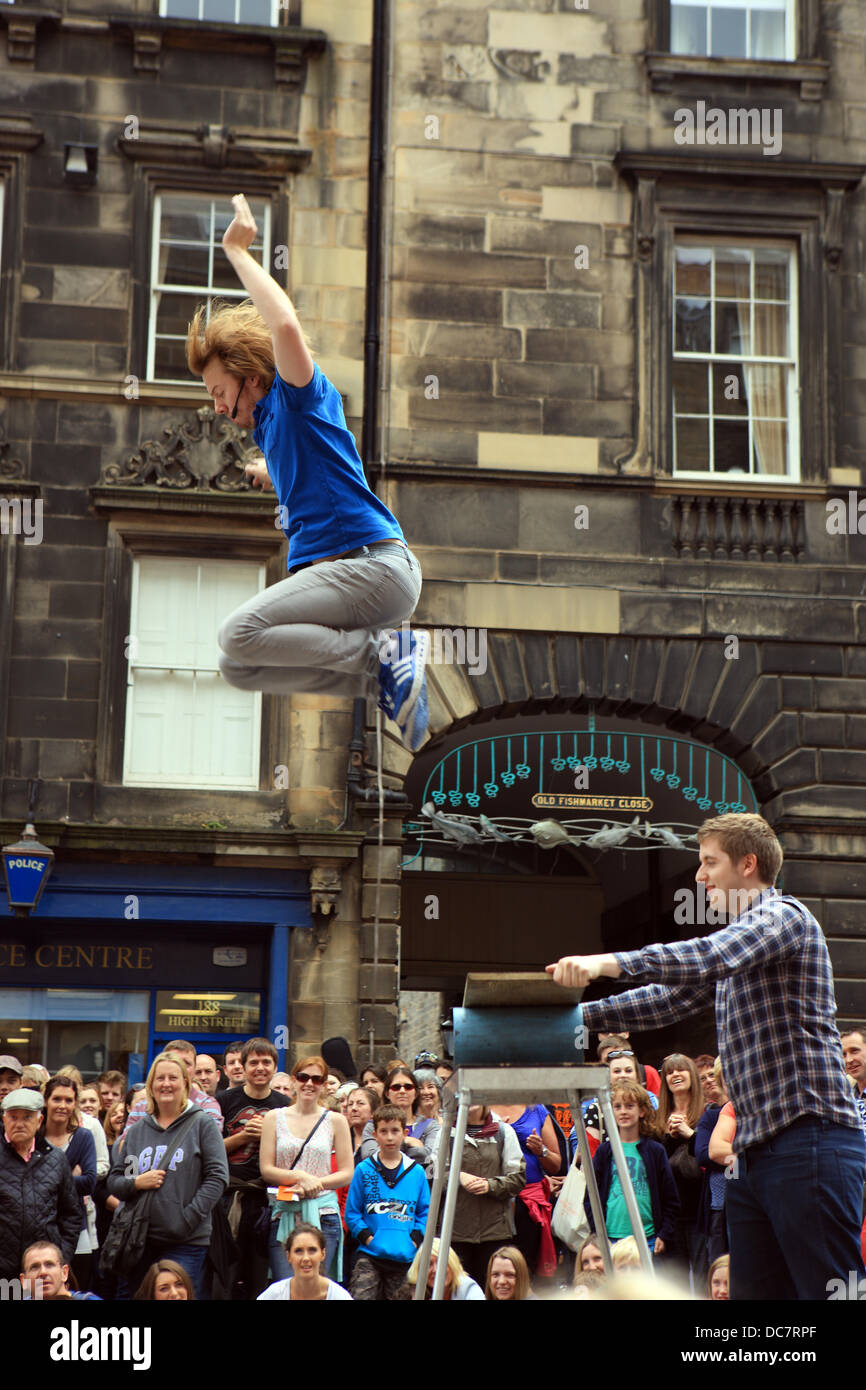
[345,0,395,1060]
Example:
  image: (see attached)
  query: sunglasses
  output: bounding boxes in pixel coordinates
[389,1082,416,1092]
[296,1073,324,1086]
[607,1050,635,1060]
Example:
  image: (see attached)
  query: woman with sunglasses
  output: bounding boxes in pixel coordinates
[259,1055,353,1285]
[359,1068,440,1172]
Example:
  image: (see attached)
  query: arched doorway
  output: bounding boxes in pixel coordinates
[399,709,760,1063]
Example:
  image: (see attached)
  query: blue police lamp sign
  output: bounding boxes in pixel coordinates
[2,825,55,914]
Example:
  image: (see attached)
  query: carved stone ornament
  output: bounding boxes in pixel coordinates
[310,864,342,919]
[195,123,235,169]
[0,420,24,479]
[102,405,260,491]
[824,186,844,271]
[489,49,551,82]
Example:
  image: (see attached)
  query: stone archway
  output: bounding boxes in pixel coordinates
[357,629,857,1053]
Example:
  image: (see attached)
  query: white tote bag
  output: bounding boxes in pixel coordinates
[551,1153,590,1250]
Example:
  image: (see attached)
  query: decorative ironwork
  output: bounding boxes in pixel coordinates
[102,406,260,492]
[420,727,756,819]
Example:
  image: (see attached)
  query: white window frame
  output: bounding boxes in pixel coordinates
[670,0,796,62]
[147,192,272,384]
[159,0,280,24]
[123,556,265,789]
[672,237,800,483]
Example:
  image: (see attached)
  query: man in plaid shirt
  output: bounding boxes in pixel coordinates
[548,812,866,1300]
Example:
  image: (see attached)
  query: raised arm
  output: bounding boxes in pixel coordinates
[222,194,314,389]
[548,897,804,993]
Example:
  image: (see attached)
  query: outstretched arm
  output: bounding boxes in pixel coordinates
[222,194,314,389]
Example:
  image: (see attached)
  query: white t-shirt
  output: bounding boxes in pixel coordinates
[257,1278,352,1302]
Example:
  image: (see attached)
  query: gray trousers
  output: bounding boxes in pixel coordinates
[218,542,422,699]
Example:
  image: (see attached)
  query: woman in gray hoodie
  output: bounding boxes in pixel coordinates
[106,1051,228,1300]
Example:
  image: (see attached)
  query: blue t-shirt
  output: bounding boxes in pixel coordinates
[252,364,404,569]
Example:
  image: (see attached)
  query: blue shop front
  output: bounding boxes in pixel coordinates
[0,863,310,1082]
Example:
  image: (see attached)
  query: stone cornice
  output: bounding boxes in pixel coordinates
[0,821,365,864]
[0,373,206,406]
[644,51,830,102]
[116,123,313,175]
[615,151,866,190]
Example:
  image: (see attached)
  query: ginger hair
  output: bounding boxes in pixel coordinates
[185,299,276,389]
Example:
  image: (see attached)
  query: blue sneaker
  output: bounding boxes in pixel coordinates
[384,630,429,729]
[401,674,429,751]
[377,659,397,718]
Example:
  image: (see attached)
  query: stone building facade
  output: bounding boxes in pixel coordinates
[1,0,865,1071]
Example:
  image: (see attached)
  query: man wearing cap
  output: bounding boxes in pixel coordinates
[0,1054,23,1103]
[0,1089,81,1281]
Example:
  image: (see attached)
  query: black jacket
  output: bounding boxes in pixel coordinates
[0,1133,82,1278]
[584,1136,681,1246]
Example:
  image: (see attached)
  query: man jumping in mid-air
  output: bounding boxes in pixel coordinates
[185,193,429,750]
[548,812,866,1300]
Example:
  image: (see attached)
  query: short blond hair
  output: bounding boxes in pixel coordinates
[697,812,783,884]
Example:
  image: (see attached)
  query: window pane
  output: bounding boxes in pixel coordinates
[674,359,709,414]
[211,243,264,291]
[155,290,199,339]
[154,336,194,380]
[713,363,748,415]
[164,0,200,16]
[676,417,710,471]
[714,419,750,472]
[754,302,788,356]
[671,3,707,55]
[675,298,711,353]
[753,418,787,475]
[715,301,751,356]
[715,249,750,300]
[754,249,788,302]
[161,199,212,243]
[202,0,236,20]
[160,242,211,288]
[240,0,272,22]
[0,990,150,1081]
[675,247,711,296]
[710,5,747,58]
[746,363,786,418]
[751,10,785,60]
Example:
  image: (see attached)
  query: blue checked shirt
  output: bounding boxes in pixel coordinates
[581,888,861,1150]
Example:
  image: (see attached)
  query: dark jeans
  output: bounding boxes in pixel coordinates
[706,1207,728,1267]
[453,1239,506,1290]
[268,1210,342,1283]
[726,1117,866,1300]
[118,1242,208,1301]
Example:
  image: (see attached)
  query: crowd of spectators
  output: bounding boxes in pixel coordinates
[2,1023,863,1301]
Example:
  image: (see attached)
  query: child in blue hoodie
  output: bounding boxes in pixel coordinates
[346,1105,430,1299]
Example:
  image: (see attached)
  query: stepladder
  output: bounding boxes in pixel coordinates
[413,1066,655,1300]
